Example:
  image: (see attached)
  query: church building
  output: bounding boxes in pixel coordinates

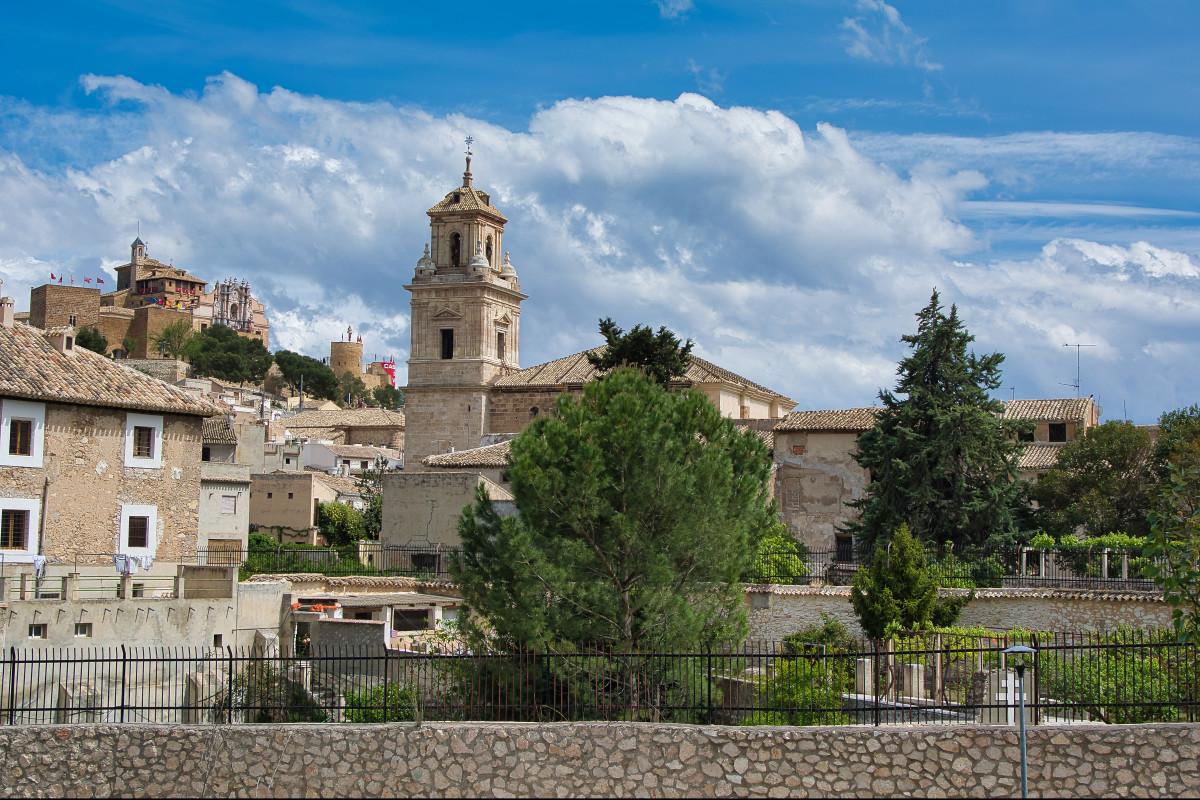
[401,152,795,470]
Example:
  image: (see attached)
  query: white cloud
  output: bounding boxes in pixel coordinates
[841,0,942,73]
[656,0,694,20]
[0,74,1197,422]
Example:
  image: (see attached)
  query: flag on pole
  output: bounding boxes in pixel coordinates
[84,278,91,284]
[50,272,56,281]
[96,277,105,284]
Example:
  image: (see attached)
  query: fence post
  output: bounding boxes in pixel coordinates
[1031,632,1040,726]
[382,648,389,722]
[705,643,713,724]
[226,646,235,723]
[6,647,16,725]
[1101,549,1110,581]
[872,641,881,727]
[119,644,127,723]
[1121,553,1129,580]
[1019,548,1027,581]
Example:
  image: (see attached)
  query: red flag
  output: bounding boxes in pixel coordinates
[58,277,62,284]
[96,277,105,284]
[69,277,74,285]
[50,272,55,280]
[84,278,91,284]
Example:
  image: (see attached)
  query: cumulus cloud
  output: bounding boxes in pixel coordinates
[841,0,942,72]
[656,0,694,20]
[0,74,1197,422]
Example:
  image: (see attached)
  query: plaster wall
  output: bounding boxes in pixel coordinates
[774,430,867,552]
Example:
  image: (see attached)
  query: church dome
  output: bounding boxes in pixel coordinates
[499,251,517,277]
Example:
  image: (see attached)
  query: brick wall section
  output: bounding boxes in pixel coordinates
[745,585,1172,640]
[3,722,1199,797]
[119,359,190,383]
[28,285,101,331]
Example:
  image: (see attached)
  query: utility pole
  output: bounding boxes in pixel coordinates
[1062,343,1095,398]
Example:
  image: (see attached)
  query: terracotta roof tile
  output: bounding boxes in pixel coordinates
[427,183,508,223]
[1018,442,1065,471]
[1003,398,1094,422]
[423,440,512,468]
[282,408,405,430]
[0,324,220,417]
[493,346,795,405]
[202,415,239,443]
[774,408,881,433]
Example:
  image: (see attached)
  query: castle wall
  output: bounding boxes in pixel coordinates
[28,285,101,332]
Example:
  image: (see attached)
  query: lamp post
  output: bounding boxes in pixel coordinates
[1003,644,1036,798]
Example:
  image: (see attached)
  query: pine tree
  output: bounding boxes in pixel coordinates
[850,524,937,639]
[585,317,694,386]
[843,291,1028,557]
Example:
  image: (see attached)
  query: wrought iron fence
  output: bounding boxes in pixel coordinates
[185,544,456,580]
[3,630,1194,726]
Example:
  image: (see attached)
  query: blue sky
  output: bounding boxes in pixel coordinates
[2,1,1198,423]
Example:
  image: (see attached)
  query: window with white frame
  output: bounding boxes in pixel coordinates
[0,498,40,561]
[124,413,164,468]
[120,504,158,556]
[0,399,46,468]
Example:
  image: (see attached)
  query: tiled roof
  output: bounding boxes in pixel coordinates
[731,419,776,451]
[202,415,239,443]
[427,180,508,222]
[747,584,1162,602]
[1003,398,1094,422]
[322,444,401,460]
[0,323,220,417]
[283,408,405,430]
[494,347,794,404]
[774,408,881,433]
[308,470,363,498]
[1018,442,1065,471]
[424,440,512,468]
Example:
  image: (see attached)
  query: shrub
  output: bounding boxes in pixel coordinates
[343,682,418,723]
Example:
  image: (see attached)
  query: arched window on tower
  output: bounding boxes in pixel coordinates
[450,233,461,267]
[486,235,493,265]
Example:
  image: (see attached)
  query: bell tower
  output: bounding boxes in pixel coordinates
[403,141,526,467]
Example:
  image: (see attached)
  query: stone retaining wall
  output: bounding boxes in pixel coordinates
[3,722,1198,797]
[746,585,1171,641]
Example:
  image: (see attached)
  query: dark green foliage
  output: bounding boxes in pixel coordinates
[372,385,404,409]
[355,456,395,539]
[748,522,809,584]
[339,371,369,406]
[74,325,108,354]
[1156,405,1200,517]
[585,317,694,386]
[150,319,195,359]
[274,349,340,401]
[186,324,273,383]
[750,618,858,726]
[317,501,368,546]
[1146,465,1200,641]
[343,682,418,723]
[1031,421,1157,540]
[844,291,1028,557]
[782,616,858,656]
[850,524,971,639]
[451,368,776,651]
[121,335,137,355]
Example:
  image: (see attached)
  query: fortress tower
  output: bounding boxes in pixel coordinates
[402,149,526,466]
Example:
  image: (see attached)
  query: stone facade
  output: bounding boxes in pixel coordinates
[380,471,514,549]
[248,472,337,544]
[4,721,1199,797]
[744,585,1172,641]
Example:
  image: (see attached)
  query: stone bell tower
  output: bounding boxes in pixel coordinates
[402,143,526,467]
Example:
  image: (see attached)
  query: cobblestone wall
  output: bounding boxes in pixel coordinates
[3,722,1198,797]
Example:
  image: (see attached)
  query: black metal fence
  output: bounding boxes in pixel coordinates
[186,545,455,580]
[4,630,1194,726]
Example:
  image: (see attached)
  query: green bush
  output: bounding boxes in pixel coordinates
[750,524,809,584]
[1055,533,1150,579]
[343,682,418,723]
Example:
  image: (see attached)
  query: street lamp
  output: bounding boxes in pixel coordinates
[1002,644,1037,799]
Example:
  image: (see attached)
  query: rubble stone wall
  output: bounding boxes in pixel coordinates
[2,722,1198,798]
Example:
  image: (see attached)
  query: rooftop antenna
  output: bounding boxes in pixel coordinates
[1009,387,1015,402]
[1062,343,1095,398]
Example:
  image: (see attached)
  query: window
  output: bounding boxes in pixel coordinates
[1048,423,1067,443]
[65,337,74,351]
[1,509,28,550]
[497,331,506,362]
[28,624,46,640]
[127,516,149,548]
[213,634,223,648]
[1018,430,1034,443]
[202,446,211,462]
[74,623,92,638]
[8,419,31,456]
[486,235,493,263]
[287,492,294,500]
[791,445,806,456]
[133,426,155,459]
[120,504,157,556]
[0,400,45,468]
[124,413,163,468]
[267,492,273,499]
[441,329,454,360]
[220,495,237,515]
[450,232,461,266]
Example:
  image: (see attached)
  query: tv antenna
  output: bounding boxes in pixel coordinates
[1062,343,1095,398]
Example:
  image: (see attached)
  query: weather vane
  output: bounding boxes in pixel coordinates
[465,136,474,156]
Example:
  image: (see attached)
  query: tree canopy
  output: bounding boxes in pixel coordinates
[1030,421,1157,540]
[186,324,273,384]
[273,349,340,401]
[150,319,196,360]
[372,385,404,410]
[339,371,369,407]
[450,367,776,650]
[585,317,694,386]
[74,325,108,355]
[843,291,1029,557]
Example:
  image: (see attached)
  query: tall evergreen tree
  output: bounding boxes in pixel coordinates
[585,317,694,386]
[843,291,1028,557]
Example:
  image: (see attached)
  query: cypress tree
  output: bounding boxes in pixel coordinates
[843,291,1028,557]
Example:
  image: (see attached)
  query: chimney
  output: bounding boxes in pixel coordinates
[45,326,76,356]
[0,280,13,328]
